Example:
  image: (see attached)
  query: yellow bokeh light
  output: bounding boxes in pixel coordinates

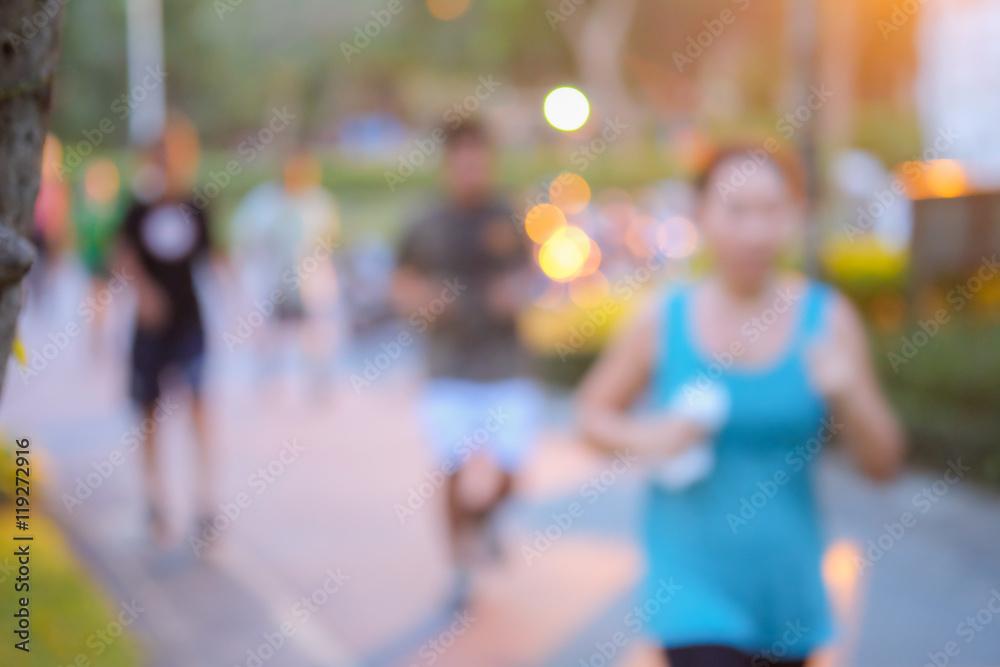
[569,271,610,308]
[525,203,566,244]
[84,158,120,205]
[427,0,469,20]
[924,159,966,199]
[656,217,699,259]
[549,172,592,215]
[539,226,591,282]
[543,87,589,132]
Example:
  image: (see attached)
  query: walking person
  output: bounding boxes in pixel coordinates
[392,119,541,606]
[74,157,126,357]
[577,146,905,666]
[116,135,215,546]
[228,151,341,397]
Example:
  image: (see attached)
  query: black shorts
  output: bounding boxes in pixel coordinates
[129,324,206,407]
[664,644,806,667]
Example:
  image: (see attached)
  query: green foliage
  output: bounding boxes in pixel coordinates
[50,0,128,145]
[852,103,923,166]
[874,316,1000,486]
[0,435,17,505]
[50,0,578,148]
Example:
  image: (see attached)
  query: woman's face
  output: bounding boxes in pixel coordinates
[698,157,802,289]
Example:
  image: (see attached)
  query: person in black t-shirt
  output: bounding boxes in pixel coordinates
[116,139,214,545]
[393,120,542,605]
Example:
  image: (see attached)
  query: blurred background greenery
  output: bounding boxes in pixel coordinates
[46,0,999,490]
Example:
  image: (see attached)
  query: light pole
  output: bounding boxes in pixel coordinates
[126,0,166,146]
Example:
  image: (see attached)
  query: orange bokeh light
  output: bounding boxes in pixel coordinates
[549,172,591,215]
[924,159,966,199]
[822,539,863,625]
[427,0,469,20]
[822,540,860,593]
[525,203,566,244]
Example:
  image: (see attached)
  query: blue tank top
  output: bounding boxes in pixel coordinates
[641,279,836,655]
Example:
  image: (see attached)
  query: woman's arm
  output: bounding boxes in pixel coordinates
[808,293,906,482]
[577,298,703,460]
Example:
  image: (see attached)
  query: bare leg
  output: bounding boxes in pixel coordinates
[446,455,514,568]
[190,395,213,520]
[89,277,109,356]
[140,402,168,544]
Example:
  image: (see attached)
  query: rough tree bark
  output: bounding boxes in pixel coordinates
[0,0,64,399]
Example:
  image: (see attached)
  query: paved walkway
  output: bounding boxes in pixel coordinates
[5,260,1000,666]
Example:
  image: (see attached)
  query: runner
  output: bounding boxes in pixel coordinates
[393,119,540,606]
[576,146,905,667]
[228,152,340,396]
[25,134,71,313]
[74,157,126,356]
[115,136,215,546]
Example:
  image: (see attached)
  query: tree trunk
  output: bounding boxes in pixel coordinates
[0,1,64,399]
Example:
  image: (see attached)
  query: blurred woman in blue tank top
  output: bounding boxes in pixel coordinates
[577,146,905,667]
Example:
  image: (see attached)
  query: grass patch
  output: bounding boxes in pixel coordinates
[0,508,143,667]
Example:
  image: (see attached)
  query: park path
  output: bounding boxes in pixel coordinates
[4,259,1000,666]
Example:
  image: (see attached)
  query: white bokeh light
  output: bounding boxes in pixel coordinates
[544,87,590,131]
